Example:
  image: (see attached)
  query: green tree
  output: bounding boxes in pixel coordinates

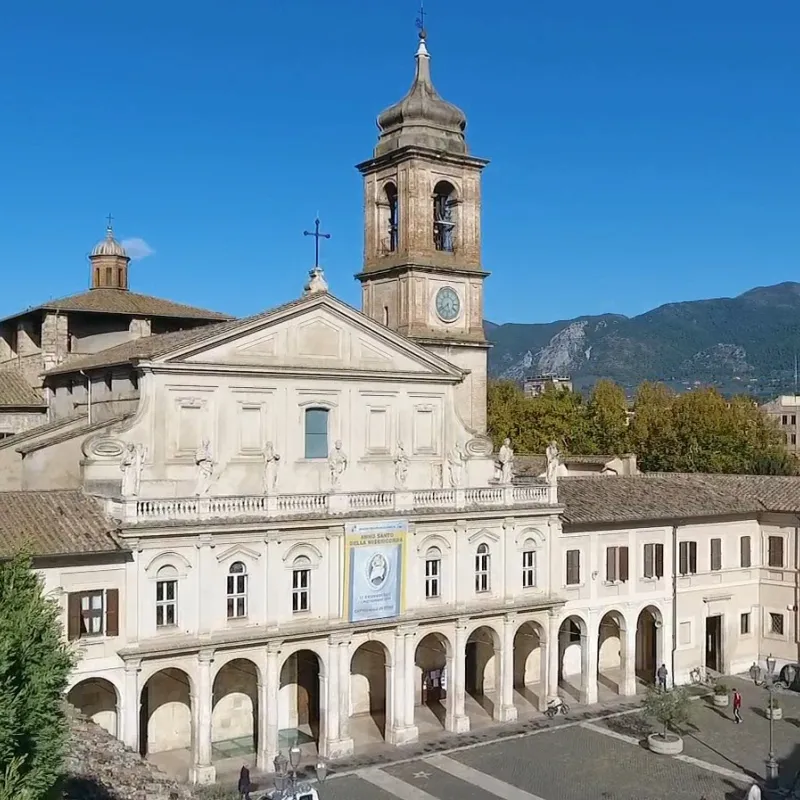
[642,686,693,740]
[585,379,630,455]
[0,554,75,799]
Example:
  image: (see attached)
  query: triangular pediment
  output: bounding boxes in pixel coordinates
[154,293,463,378]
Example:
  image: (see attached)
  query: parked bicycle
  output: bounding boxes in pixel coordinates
[544,696,570,719]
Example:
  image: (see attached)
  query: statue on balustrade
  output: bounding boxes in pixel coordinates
[262,441,280,495]
[394,441,409,489]
[546,440,560,485]
[328,440,348,491]
[495,438,514,484]
[194,439,214,496]
[120,442,146,497]
[447,442,467,488]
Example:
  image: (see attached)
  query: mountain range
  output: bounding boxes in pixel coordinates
[486,282,800,398]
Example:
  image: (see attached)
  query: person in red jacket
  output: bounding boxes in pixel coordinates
[732,688,742,723]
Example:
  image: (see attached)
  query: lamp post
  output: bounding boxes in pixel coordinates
[750,654,784,785]
[271,745,329,798]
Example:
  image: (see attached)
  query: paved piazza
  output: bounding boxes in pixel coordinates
[275,682,800,800]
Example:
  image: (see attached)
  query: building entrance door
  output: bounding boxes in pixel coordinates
[705,615,723,674]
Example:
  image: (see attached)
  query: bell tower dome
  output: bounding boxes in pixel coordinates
[89,217,130,290]
[356,30,490,433]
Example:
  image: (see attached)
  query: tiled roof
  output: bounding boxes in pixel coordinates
[0,412,87,450]
[0,490,121,558]
[515,454,614,476]
[0,369,45,407]
[1,288,231,324]
[559,473,800,526]
[15,413,130,455]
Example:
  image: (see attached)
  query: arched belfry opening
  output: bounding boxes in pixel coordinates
[433,181,456,252]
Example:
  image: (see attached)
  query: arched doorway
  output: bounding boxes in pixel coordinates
[350,642,389,744]
[597,610,627,696]
[414,632,451,731]
[557,615,587,702]
[636,606,662,684]
[513,621,546,712]
[280,650,322,748]
[465,625,500,720]
[212,659,259,760]
[139,668,192,757]
[68,677,119,737]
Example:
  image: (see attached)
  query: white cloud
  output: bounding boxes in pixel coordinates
[121,237,155,261]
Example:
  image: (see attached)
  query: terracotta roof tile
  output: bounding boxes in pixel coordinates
[0,490,121,558]
[0,412,87,450]
[0,369,45,406]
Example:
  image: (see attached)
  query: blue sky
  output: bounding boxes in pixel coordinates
[1,1,798,325]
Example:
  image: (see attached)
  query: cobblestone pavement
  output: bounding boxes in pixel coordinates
[252,681,800,800]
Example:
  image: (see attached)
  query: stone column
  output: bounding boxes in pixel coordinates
[546,611,560,702]
[622,618,638,697]
[387,627,418,744]
[337,640,353,751]
[189,650,216,785]
[581,613,599,706]
[446,619,470,733]
[498,614,518,722]
[259,643,281,772]
[403,629,419,740]
[325,635,354,758]
[120,659,141,748]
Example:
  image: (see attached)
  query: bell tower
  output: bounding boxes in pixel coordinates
[356,30,490,433]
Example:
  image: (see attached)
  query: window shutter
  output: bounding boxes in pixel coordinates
[67,593,81,641]
[689,542,697,573]
[606,547,616,582]
[678,542,687,575]
[643,544,653,578]
[619,547,629,582]
[710,539,721,571]
[655,544,664,578]
[106,589,119,637]
[740,536,751,568]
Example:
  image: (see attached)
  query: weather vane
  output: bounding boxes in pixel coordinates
[416,2,426,38]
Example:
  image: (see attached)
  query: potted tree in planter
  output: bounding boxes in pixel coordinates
[643,686,692,755]
[713,682,730,707]
[766,696,782,720]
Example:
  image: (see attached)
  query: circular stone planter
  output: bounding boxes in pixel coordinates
[647,733,684,755]
[766,707,783,720]
[712,694,729,707]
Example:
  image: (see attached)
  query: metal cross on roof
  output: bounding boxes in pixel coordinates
[303,217,331,269]
[416,2,426,37]
[106,213,114,231]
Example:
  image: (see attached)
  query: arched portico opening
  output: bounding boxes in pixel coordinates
[68,677,119,737]
[513,621,546,712]
[557,615,587,702]
[212,659,259,762]
[350,642,390,745]
[414,632,451,732]
[465,625,500,721]
[139,668,192,758]
[280,650,322,749]
[597,610,628,696]
[636,606,663,684]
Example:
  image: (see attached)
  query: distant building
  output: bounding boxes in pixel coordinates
[760,395,800,456]
[523,375,573,397]
[515,453,640,479]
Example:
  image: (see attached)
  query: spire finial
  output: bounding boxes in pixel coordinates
[415,2,426,41]
[105,213,114,237]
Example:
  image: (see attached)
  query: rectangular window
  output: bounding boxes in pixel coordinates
[292,568,310,612]
[522,550,537,588]
[156,579,177,627]
[769,612,785,636]
[565,549,581,586]
[792,434,797,445]
[793,415,797,425]
[605,546,629,583]
[740,536,751,568]
[304,408,329,459]
[475,547,491,593]
[710,538,722,571]
[67,589,118,640]
[740,612,751,635]
[768,535,785,568]
[643,543,664,579]
[226,567,248,619]
[678,541,697,575]
[425,558,441,599]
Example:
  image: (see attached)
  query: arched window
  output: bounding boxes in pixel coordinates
[292,555,311,613]
[304,407,329,459]
[386,183,399,252]
[226,561,247,618]
[475,543,490,593]
[155,564,178,628]
[433,181,456,252]
[425,546,441,599]
[522,540,537,589]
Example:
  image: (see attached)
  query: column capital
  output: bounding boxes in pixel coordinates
[502,517,515,531]
[503,611,518,625]
[195,533,215,550]
[329,632,351,647]
[397,623,418,638]
[123,657,142,673]
[266,640,283,655]
[455,617,470,631]
[198,648,215,664]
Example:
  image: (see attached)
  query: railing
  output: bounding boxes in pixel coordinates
[110,481,557,524]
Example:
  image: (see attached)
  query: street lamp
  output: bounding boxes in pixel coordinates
[750,653,784,784]
[271,746,328,798]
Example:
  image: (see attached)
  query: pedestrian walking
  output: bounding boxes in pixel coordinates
[657,663,668,691]
[733,688,742,723]
[238,764,252,800]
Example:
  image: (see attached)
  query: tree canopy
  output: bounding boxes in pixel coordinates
[487,379,797,475]
[0,554,75,800]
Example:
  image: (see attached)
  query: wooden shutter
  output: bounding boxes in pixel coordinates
[105,589,119,637]
[619,546,629,582]
[769,536,784,568]
[67,593,81,641]
[740,536,751,568]
[655,544,664,578]
[566,550,580,585]
[710,539,722,571]
[678,542,687,575]
[643,544,653,578]
[689,541,697,574]
[606,547,617,582]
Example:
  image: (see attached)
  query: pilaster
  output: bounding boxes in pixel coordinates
[547,610,560,701]
[189,649,216,785]
[581,612,599,706]
[259,642,281,772]
[622,619,638,697]
[497,613,518,722]
[121,659,141,749]
[387,625,419,744]
[326,634,354,758]
[446,618,470,733]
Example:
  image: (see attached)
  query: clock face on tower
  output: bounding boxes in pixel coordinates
[435,286,461,322]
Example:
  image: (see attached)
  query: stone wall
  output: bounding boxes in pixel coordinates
[63,704,192,800]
